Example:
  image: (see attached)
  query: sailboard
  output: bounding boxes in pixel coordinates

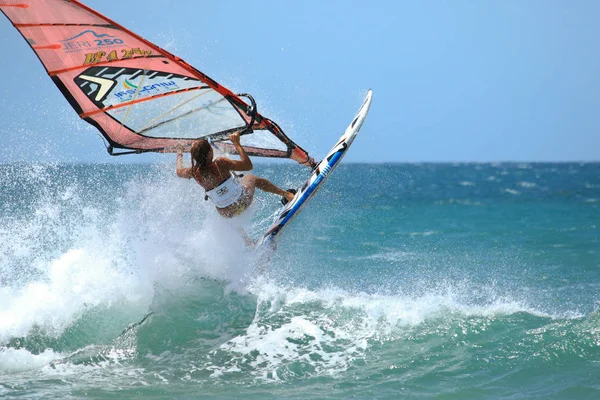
[261,89,373,247]
[0,0,314,167]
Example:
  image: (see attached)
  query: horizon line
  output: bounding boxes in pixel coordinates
[1,160,599,166]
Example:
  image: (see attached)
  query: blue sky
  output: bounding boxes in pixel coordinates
[1,0,599,163]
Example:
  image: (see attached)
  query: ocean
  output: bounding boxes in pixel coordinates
[0,162,598,399]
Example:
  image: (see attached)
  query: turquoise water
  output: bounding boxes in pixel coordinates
[0,162,599,399]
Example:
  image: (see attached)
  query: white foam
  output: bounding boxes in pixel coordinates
[207,280,547,379]
[0,248,147,342]
[364,251,416,263]
[0,164,257,346]
[408,230,438,236]
[517,181,537,188]
[0,348,63,374]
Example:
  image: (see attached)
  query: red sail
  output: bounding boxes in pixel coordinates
[0,0,314,165]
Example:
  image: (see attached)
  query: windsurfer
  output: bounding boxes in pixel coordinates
[176,131,295,218]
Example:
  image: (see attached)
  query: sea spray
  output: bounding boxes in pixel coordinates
[0,163,261,372]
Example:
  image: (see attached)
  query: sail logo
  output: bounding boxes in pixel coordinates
[60,30,126,53]
[83,48,152,64]
[123,79,138,90]
[113,81,179,101]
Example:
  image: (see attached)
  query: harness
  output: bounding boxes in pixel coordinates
[193,163,243,209]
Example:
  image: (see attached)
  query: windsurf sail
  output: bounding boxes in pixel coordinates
[0,0,315,166]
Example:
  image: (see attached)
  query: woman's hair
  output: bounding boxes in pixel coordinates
[190,139,213,169]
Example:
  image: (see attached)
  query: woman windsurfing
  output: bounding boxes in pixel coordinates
[176,131,295,218]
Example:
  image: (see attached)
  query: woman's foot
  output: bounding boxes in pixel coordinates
[281,189,297,205]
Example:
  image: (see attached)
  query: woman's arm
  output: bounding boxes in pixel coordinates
[225,132,253,171]
[176,149,193,179]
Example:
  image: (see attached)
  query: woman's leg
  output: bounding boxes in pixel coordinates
[242,174,294,201]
